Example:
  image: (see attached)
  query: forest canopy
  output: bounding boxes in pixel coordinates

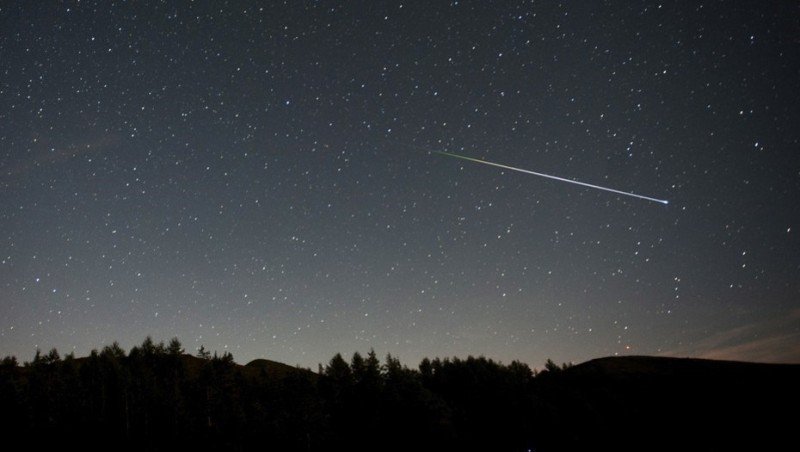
[1,337,796,452]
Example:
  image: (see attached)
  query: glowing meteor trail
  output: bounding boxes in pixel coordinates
[435,151,669,205]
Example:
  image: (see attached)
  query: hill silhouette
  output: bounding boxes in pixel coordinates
[537,356,799,450]
[1,338,797,452]
[244,357,310,379]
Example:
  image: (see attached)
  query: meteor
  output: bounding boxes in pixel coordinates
[435,151,668,205]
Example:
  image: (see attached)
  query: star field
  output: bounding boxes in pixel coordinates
[1,1,799,366]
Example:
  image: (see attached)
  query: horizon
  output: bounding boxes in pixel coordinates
[6,335,800,369]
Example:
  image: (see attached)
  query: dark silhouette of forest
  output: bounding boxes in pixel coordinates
[1,338,797,452]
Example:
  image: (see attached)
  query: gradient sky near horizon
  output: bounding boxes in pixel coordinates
[1,1,799,368]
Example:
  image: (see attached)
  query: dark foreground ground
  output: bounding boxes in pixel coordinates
[1,341,797,451]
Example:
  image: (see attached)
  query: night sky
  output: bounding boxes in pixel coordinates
[2,1,799,368]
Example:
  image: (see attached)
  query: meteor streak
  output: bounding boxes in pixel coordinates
[435,151,668,205]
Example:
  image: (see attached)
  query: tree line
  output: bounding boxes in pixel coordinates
[5,336,790,451]
[0,337,580,451]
